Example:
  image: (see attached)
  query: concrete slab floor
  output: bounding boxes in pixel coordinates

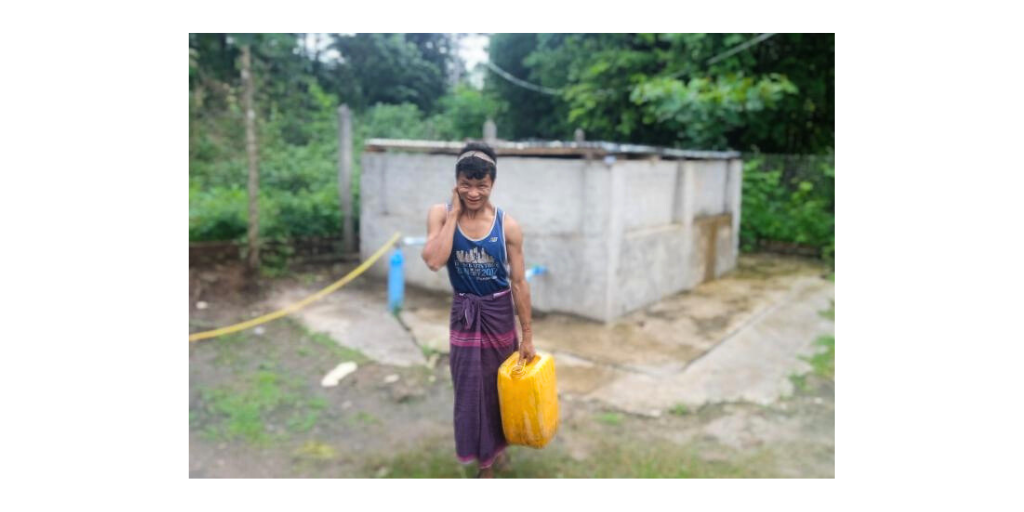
[265,286,427,368]
[273,253,833,415]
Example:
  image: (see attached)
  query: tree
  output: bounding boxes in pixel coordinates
[485,33,834,153]
[240,44,260,272]
[326,34,451,114]
[485,33,572,140]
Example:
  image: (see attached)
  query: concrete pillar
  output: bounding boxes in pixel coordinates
[574,128,585,143]
[679,160,699,289]
[338,104,355,253]
[483,119,497,145]
[726,158,744,260]
[603,159,626,322]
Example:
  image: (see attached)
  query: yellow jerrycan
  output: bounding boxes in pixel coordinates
[497,351,559,448]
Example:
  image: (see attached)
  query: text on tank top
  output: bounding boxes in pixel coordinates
[445,204,510,296]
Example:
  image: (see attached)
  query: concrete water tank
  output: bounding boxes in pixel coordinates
[360,139,742,323]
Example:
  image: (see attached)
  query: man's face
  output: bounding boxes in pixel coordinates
[456,173,493,211]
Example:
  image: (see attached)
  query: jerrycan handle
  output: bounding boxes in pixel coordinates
[511,354,530,378]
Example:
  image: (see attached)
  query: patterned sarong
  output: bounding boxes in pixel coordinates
[449,287,518,468]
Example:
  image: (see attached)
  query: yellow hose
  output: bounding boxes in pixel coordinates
[188,231,402,342]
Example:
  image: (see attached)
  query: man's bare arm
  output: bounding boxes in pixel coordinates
[505,214,535,362]
[421,203,458,271]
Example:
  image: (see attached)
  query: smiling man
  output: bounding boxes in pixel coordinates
[420,141,535,478]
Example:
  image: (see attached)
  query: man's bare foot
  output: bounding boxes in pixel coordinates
[476,466,495,478]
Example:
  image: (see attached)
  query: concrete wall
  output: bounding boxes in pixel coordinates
[360,150,742,323]
[610,158,742,317]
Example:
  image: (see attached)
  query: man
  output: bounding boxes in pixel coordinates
[421,142,536,478]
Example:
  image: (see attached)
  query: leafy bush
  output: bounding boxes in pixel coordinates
[190,81,347,244]
[259,185,341,240]
[356,102,432,140]
[740,156,834,262]
[189,183,248,242]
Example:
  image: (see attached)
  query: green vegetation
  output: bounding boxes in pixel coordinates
[788,372,809,392]
[210,331,250,367]
[791,302,836,392]
[302,327,371,364]
[346,411,381,427]
[808,299,836,380]
[487,34,833,153]
[368,440,774,478]
[190,33,834,267]
[669,404,691,416]
[190,34,505,262]
[819,300,835,320]
[804,335,835,380]
[195,368,325,445]
[740,156,835,262]
[203,319,368,368]
[595,412,624,426]
[192,319,370,445]
[419,344,443,360]
[287,396,328,433]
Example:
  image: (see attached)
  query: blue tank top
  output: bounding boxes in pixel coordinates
[445,204,511,296]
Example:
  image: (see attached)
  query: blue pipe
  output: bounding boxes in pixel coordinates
[389,237,547,313]
[388,248,404,314]
[525,265,547,282]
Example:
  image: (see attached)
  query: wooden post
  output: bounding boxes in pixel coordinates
[483,118,496,145]
[338,104,355,254]
[241,45,260,272]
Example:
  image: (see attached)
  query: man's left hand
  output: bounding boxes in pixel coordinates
[519,330,536,365]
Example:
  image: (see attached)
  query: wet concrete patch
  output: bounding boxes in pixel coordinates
[550,355,622,396]
[266,286,426,367]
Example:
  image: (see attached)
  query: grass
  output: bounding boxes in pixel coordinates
[420,344,442,359]
[193,318,370,446]
[211,331,249,366]
[669,404,690,416]
[595,412,623,426]
[804,335,835,379]
[346,411,381,427]
[200,311,370,367]
[790,302,836,391]
[287,396,328,433]
[194,367,328,445]
[192,315,375,446]
[808,300,835,380]
[366,439,773,478]
[819,299,835,320]
[789,372,809,392]
[300,324,371,364]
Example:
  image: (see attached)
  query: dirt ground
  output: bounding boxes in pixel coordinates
[189,255,834,478]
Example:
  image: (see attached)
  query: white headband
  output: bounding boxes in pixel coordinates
[457,150,495,165]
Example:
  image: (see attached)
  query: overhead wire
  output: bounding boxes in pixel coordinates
[484,33,778,97]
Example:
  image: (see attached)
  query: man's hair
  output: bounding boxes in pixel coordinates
[456,142,497,182]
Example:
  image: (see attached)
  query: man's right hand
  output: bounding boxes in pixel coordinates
[450,186,462,216]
